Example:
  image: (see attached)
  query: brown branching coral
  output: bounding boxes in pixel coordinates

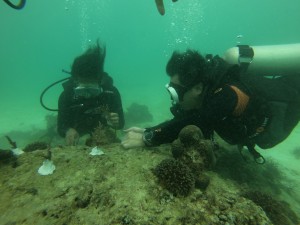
[153,159,195,197]
[86,122,119,146]
[153,125,215,195]
[153,125,215,196]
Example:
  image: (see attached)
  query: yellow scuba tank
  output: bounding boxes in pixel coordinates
[223,43,300,76]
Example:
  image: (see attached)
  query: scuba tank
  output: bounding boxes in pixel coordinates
[223,43,300,77]
[221,43,300,164]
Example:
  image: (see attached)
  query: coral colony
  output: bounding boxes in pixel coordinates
[154,125,215,196]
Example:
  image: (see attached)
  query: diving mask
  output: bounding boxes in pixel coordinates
[165,82,188,105]
[74,83,102,99]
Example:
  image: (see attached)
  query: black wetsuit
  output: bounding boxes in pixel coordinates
[57,77,124,137]
[146,64,300,150]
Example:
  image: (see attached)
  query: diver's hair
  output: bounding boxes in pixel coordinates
[71,41,106,80]
[166,50,207,88]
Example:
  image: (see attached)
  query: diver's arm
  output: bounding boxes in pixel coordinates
[121,120,181,149]
[145,85,238,146]
[144,112,209,146]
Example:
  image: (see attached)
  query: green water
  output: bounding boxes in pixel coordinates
[1,0,300,217]
[1,0,300,132]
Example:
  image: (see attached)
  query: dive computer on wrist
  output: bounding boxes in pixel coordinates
[142,129,154,147]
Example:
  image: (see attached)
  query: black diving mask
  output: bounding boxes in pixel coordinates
[165,82,189,105]
[74,83,102,99]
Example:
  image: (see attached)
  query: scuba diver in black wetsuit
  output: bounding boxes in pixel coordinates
[57,42,124,146]
[122,44,300,163]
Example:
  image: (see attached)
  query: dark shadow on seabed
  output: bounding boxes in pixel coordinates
[214,143,300,225]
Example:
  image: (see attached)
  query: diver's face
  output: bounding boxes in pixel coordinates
[170,75,203,111]
[74,76,101,99]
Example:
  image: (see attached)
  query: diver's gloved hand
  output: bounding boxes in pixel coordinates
[121,127,145,149]
[155,0,178,15]
[65,128,79,146]
[107,112,120,128]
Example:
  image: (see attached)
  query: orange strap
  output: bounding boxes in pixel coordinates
[230,85,249,116]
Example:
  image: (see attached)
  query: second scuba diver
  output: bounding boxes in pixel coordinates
[57,41,125,146]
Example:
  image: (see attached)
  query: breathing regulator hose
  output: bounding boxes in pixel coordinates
[40,77,70,112]
[3,0,26,10]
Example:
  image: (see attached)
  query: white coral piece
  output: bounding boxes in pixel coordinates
[38,159,56,175]
[11,148,24,156]
[89,146,105,156]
